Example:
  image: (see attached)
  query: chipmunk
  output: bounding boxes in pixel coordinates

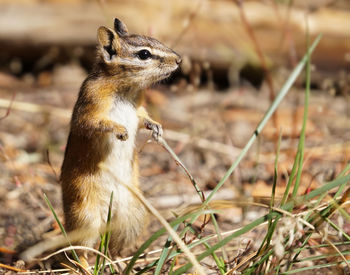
[60,18,181,264]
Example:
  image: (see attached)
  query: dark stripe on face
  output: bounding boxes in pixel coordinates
[152,55,164,62]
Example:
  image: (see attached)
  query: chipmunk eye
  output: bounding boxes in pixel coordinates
[137,49,152,60]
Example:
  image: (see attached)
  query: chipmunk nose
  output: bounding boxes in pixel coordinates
[176,57,182,65]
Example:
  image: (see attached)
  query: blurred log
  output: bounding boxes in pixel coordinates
[0,0,349,71]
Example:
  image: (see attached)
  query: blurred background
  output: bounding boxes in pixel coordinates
[0,0,349,272]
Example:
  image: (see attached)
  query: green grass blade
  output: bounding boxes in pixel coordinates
[283,173,350,211]
[281,261,350,274]
[263,132,282,251]
[254,133,281,263]
[281,152,300,205]
[210,213,228,265]
[297,250,350,263]
[94,192,114,274]
[278,30,313,272]
[340,206,350,221]
[43,193,80,264]
[291,26,312,199]
[288,232,312,271]
[93,236,104,275]
[154,223,180,275]
[203,241,225,274]
[289,181,350,270]
[204,34,322,206]
[334,163,350,198]
[245,249,273,275]
[101,191,114,273]
[326,217,350,241]
[295,240,350,250]
[271,132,281,208]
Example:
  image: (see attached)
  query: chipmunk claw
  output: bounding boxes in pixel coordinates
[145,121,163,141]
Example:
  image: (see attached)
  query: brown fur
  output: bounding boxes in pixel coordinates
[60,18,181,264]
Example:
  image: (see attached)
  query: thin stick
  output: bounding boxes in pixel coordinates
[225,251,257,274]
[0,263,27,273]
[59,263,82,275]
[155,136,205,202]
[234,0,278,133]
[46,149,59,182]
[0,247,16,254]
[323,235,350,269]
[0,91,16,120]
[171,0,203,48]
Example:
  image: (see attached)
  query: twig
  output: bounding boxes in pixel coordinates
[59,263,82,275]
[225,251,257,274]
[155,136,205,202]
[234,0,278,135]
[0,91,16,121]
[0,247,16,254]
[0,263,27,272]
[152,134,215,252]
[18,268,71,274]
[67,259,92,275]
[323,238,350,269]
[171,0,203,48]
[275,0,298,67]
[96,0,110,25]
[46,149,59,182]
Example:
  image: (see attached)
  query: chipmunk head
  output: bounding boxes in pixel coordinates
[97,18,181,89]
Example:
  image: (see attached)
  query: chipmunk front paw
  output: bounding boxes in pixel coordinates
[115,126,128,141]
[145,120,163,140]
[99,120,129,141]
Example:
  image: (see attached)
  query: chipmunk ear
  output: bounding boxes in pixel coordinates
[114,18,128,36]
[97,26,120,62]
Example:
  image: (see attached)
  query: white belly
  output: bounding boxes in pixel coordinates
[100,98,139,216]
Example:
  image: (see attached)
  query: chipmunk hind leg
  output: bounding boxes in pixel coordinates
[108,202,147,257]
[64,202,104,267]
